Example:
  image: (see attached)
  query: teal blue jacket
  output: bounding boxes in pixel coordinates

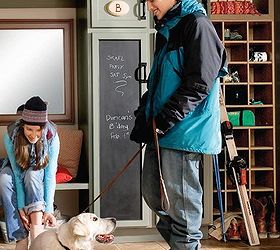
[146,0,227,154]
[4,121,60,213]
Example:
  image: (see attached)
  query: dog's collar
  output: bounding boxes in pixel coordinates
[57,234,70,250]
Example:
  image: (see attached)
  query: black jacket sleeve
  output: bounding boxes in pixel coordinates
[155,14,227,133]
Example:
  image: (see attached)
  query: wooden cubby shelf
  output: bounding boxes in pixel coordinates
[211,0,275,219]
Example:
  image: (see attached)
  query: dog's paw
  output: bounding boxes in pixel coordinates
[96,234,114,244]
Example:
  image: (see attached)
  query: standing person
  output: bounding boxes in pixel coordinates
[0,96,60,250]
[130,0,227,249]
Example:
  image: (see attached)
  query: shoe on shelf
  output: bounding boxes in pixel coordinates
[249,98,263,105]
[225,30,243,40]
[237,219,248,241]
[224,71,240,83]
[267,196,280,239]
[250,197,268,239]
[226,218,241,241]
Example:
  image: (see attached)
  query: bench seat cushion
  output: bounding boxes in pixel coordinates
[57,128,83,178]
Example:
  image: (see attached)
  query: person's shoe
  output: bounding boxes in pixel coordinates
[231,71,240,83]
[225,30,243,40]
[267,196,280,239]
[229,31,243,40]
[224,71,240,83]
[0,220,9,243]
[237,219,248,241]
[226,218,241,241]
[250,197,268,239]
[15,237,28,250]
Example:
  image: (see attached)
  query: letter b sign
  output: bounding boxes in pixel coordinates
[106,1,130,17]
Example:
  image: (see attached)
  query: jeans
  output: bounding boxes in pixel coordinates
[0,161,45,241]
[142,144,203,250]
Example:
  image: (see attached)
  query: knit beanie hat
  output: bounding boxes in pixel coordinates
[22,96,48,125]
[16,104,25,114]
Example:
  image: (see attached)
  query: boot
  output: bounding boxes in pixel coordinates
[237,218,248,241]
[267,196,280,239]
[30,224,45,241]
[250,197,268,239]
[226,218,241,240]
[15,237,28,250]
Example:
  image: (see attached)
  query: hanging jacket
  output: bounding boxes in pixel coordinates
[145,0,228,154]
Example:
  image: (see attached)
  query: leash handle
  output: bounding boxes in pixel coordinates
[152,119,170,211]
[82,144,145,213]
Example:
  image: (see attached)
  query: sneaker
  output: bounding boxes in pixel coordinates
[224,71,240,83]
[225,30,243,40]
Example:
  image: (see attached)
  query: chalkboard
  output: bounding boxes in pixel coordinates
[99,40,142,220]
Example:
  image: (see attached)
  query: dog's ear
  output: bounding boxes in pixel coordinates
[71,217,90,237]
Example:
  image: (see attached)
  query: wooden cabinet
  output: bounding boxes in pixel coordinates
[90,30,152,227]
[210,0,275,218]
[91,0,149,28]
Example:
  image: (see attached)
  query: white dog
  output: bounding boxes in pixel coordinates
[29,213,116,250]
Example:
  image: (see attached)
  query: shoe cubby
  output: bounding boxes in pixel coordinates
[233,129,249,148]
[226,64,247,83]
[226,43,247,62]
[224,85,248,105]
[249,64,272,83]
[224,22,247,41]
[251,191,274,200]
[211,12,275,220]
[253,0,270,15]
[226,170,249,190]
[213,192,225,216]
[251,149,273,169]
[250,129,273,148]
[249,22,272,41]
[249,84,273,105]
[251,170,274,190]
[213,22,222,40]
[249,43,272,62]
[213,171,225,191]
[227,193,242,213]
[253,107,273,126]
[237,150,250,166]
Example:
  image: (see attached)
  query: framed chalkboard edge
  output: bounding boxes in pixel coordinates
[91,30,152,227]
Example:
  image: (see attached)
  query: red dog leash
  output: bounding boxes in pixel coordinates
[82,144,145,213]
[82,119,170,213]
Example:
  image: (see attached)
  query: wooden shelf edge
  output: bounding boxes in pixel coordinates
[56,183,89,190]
[210,14,273,21]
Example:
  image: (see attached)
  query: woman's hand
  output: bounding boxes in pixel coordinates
[19,209,30,231]
[43,212,56,227]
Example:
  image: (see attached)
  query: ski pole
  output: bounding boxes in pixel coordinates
[213,154,227,242]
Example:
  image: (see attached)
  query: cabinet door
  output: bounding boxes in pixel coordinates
[91,30,151,227]
[91,0,148,28]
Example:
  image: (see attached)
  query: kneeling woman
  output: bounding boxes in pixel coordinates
[0,96,60,250]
